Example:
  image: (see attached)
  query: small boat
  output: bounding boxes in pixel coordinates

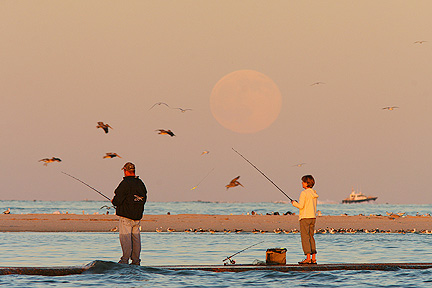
[342,189,377,204]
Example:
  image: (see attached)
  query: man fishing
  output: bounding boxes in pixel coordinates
[112,162,148,265]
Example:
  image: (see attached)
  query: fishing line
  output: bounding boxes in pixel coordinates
[223,240,264,264]
[232,148,294,201]
[61,171,111,201]
[191,168,215,190]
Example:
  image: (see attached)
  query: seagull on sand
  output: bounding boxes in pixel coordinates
[156,129,175,137]
[100,205,114,211]
[3,208,10,214]
[96,122,113,134]
[226,176,244,190]
[103,152,122,159]
[382,106,399,111]
[149,102,170,110]
[39,157,62,166]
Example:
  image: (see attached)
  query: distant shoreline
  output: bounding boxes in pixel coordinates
[0,214,430,233]
[3,199,432,205]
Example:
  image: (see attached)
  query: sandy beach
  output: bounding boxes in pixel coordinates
[0,214,430,233]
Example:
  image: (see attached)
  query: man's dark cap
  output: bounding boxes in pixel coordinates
[122,162,135,172]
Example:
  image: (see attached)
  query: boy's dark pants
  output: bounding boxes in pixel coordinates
[300,218,317,255]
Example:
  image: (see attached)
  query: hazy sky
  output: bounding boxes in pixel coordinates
[1,1,431,204]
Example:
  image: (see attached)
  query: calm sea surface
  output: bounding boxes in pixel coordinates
[1,232,432,287]
[1,200,431,216]
[0,201,431,287]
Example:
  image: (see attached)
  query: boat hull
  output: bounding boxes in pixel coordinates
[342,197,377,204]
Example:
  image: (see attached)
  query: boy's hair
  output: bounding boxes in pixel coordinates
[301,175,315,188]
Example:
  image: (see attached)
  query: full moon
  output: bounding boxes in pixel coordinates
[210,70,282,134]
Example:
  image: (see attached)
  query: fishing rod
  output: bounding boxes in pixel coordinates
[232,148,294,202]
[61,171,111,201]
[223,241,264,265]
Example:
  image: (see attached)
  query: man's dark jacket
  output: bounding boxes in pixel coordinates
[112,176,147,220]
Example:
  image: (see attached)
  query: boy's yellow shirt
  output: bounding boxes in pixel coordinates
[292,188,319,220]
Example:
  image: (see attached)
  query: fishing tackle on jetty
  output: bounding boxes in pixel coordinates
[231,148,294,201]
[223,241,264,265]
[61,171,111,201]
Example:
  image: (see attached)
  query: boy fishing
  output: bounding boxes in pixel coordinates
[291,175,319,264]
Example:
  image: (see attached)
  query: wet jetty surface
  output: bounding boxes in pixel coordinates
[1,261,432,275]
[158,263,432,272]
[0,265,90,276]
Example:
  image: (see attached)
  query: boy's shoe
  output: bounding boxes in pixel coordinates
[298,259,312,264]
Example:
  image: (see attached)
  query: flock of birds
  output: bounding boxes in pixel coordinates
[37,90,403,193]
[31,40,427,199]
[152,227,432,235]
[39,121,118,164]
[147,210,432,235]
[36,102,247,192]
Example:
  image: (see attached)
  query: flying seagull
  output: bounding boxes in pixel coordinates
[201,150,210,156]
[39,157,62,166]
[293,163,306,167]
[156,129,175,137]
[149,102,170,110]
[226,176,244,190]
[103,152,121,159]
[311,82,325,86]
[96,122,113,134]
[172,107,192,113]
[382,106,399,111]
[414,41,427,44]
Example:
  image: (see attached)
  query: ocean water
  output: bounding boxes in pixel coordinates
[1,200,431,216]
[0,201,431,287]
[0,232,431,287]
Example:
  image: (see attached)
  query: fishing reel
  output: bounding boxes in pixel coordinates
[222,240,264,266]
[223,257,236,266]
